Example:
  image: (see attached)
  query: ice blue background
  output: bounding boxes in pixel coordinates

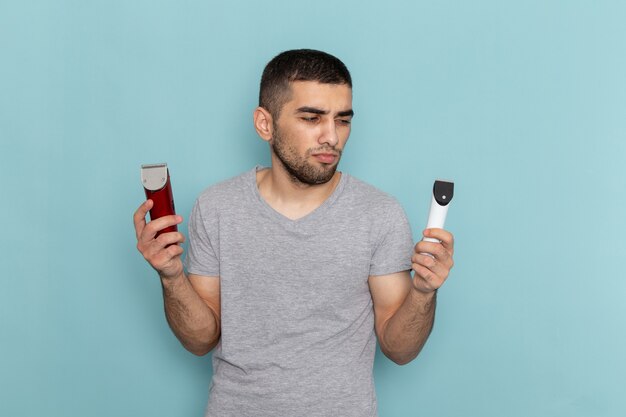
[1,1,625,416]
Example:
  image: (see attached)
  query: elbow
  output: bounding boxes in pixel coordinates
[391,356,414,366]
[380,343,419,366]
[380,339,426,365]
[186,344,211,356]
[385,350,419,366]
[190,349,210,357]
[182,335,220,357]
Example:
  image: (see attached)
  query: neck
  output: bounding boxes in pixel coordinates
[256,164,341,220]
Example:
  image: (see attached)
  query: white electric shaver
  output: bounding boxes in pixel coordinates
[422,180,454,254]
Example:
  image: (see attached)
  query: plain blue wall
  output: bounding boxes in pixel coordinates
[1,1,625,416]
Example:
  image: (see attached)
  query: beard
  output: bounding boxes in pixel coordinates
[271,126,342,185]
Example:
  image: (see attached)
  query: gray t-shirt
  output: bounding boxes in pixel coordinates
[185,166,413,417]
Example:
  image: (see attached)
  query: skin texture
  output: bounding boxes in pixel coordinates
[133,80,454,363]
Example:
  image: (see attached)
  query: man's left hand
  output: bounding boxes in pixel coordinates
[411,229,455,294]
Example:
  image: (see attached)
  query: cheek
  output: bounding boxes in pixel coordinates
[293,125,323,146]
[338,127,351,145]
[284,130,313,156]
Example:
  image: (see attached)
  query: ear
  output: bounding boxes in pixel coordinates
[253,107,274,142]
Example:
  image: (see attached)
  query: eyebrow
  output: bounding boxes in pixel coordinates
[296,106,355,118]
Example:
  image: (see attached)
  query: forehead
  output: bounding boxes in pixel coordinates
[284,81,352,110]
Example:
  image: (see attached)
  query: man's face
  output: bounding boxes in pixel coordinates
[270,81,353,185]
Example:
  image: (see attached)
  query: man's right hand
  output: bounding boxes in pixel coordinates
[134,199,185,280]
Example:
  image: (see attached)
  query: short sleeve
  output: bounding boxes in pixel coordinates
[184,198,220,277]
[369,201,414,276]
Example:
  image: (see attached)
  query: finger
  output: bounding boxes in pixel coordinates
[140,232,184,269]
[411,263,443,292]
[412,255,454,280]
[147,238,184,264]
[412,252,436,269]
[144,245,184,276]
[423,228,454,253]
[412,252,451,281]
[164,242,185,258]
[133,200,153,240]
[155,230,186,248]
[141,215,183,243]
[415,240,451,262]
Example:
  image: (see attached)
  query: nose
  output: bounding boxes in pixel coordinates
[318,119,339,147]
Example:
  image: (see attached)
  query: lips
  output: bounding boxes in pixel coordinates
[312,153,338,164]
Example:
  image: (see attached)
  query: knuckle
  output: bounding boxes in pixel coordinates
[136,241,147,254]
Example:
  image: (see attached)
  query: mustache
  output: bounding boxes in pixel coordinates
[307,146,342,155]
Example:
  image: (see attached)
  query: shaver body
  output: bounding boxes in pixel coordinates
[423,180,454,248]
[141,163,177,236]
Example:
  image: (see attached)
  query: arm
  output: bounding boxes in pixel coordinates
[161,273,221,356]
[369,228,454,365]
[134,200,221,356]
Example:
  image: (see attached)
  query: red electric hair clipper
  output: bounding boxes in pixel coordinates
[141,163,177,236]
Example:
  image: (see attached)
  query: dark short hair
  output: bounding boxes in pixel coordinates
[259,49,352,118]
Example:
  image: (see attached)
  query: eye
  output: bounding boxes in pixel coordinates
[336,118,352,126]
[301,116,319,123]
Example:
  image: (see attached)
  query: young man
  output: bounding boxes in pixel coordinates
[134,49,454,417]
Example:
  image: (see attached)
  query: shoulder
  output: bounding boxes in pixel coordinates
[339,174,413,257]
[194,168,255,208]
[341,174,405,215]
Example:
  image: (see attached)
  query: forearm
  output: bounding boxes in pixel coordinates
[379,288,437,365]
[161,273,220,356]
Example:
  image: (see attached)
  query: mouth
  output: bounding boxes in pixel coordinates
[312,152,339,164]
